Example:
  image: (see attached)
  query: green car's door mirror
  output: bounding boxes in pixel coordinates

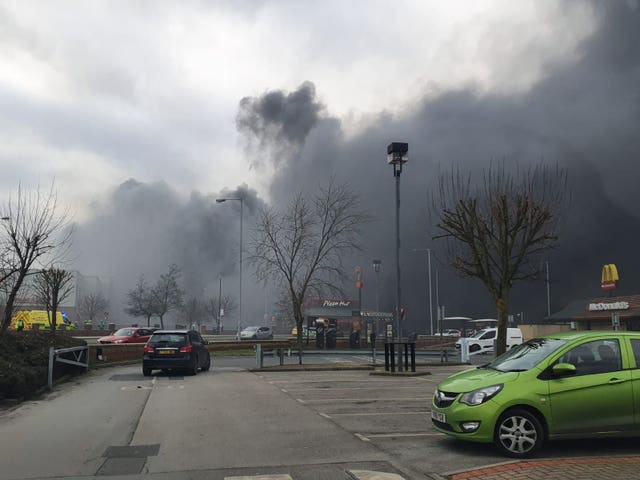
[552,362,577,376]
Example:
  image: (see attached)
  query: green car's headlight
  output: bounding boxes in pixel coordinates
[459,384,503,406]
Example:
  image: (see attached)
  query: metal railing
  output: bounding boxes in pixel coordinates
[48,346,89,390]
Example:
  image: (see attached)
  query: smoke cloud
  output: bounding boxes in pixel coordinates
[69,2,640,332]
[235,1,640,329]
[236,81,325,168]
[72,179,267,325]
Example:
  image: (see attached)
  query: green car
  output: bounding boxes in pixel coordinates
[431,331,640,457]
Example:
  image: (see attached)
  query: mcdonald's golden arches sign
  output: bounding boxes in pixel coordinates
[601,264,619,291]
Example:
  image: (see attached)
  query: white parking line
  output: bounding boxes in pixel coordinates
[294,397,426,403]
[319,413,332,419]
[326,411,428,416]
[268,379,410,385]
[359,432,444,439]
[354,433,371,442]
[225,475,293,480]
[283,386,431,392]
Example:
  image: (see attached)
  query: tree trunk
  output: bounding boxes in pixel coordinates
[1,271,26,333]
[294,303,304,365]
[159,315,165,329]
[496,292,509,356]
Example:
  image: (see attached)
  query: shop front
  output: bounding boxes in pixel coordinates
[544,294,640,332]
[302,298,393,341]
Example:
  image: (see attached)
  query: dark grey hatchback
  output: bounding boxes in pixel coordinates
[143,329,211,376]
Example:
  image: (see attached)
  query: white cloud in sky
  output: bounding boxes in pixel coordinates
[0,0,597,217]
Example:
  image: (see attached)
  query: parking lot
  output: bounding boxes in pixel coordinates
[254,362,510,476]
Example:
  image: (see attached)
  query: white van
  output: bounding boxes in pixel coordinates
[455,327,523,353]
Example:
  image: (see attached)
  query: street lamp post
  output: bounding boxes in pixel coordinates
[387,142,408,371]
[372,260,381,312]
[216,196,244,340]
[413,248,434,335]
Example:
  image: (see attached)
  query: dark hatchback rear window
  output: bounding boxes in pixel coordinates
[149,333,188,344]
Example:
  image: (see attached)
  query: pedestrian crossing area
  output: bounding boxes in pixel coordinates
[225,471,405,479]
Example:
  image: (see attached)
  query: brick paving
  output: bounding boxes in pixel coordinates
[448,456,640,480]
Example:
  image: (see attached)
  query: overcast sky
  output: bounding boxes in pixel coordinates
[0,0,597,218]
[4,0,639,325]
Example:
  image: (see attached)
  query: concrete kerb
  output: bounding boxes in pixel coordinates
[441,456,640,480]
[249,363,375,372]
[249,360,469,373]
[441,459,520,478]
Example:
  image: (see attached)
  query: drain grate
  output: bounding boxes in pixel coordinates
[97,444,159,477]
[103,444,160,458]
[96,457,146,476]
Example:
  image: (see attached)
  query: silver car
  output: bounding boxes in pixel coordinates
[239,326,273,340]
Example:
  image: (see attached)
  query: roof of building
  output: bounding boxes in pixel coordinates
[544,294,640,322]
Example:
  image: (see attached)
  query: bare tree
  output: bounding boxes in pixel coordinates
[0,184,72,334]
[249,179,371,364]
[205,294,237,333]
[152,264,184,329]
[183,297,206,329]
[125,275,158,327]
[78,291,109,323]
[432,163,568,355]
[32,267,74,334]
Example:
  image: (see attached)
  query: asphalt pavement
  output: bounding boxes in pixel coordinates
[2,353,640,479]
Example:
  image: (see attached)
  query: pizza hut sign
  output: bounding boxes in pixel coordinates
[323,300,351,308]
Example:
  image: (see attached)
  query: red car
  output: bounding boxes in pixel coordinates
[97,327,156,344]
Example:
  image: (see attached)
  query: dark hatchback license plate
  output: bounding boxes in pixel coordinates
[158,349,177,355]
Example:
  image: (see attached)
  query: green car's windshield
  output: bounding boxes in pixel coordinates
[484,338,567,372]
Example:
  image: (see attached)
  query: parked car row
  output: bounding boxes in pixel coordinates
[97,327,157,344]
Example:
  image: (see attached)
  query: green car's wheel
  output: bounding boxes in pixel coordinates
[495,409,544,458]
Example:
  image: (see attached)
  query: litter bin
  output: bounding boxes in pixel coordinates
[326,327,337,349]
[349,330,360,348]
[316,325,325,349]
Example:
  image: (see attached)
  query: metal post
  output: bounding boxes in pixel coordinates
[390,342,396,372]
[384,343,390,371]
[428,249,433,335]
[375,267,380,312]
[238,198,243,340]
[546,260,551,317]
[218,276,223,334]
[256,343,262,368]
[410,343,416,372]
[48,347,54,390]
